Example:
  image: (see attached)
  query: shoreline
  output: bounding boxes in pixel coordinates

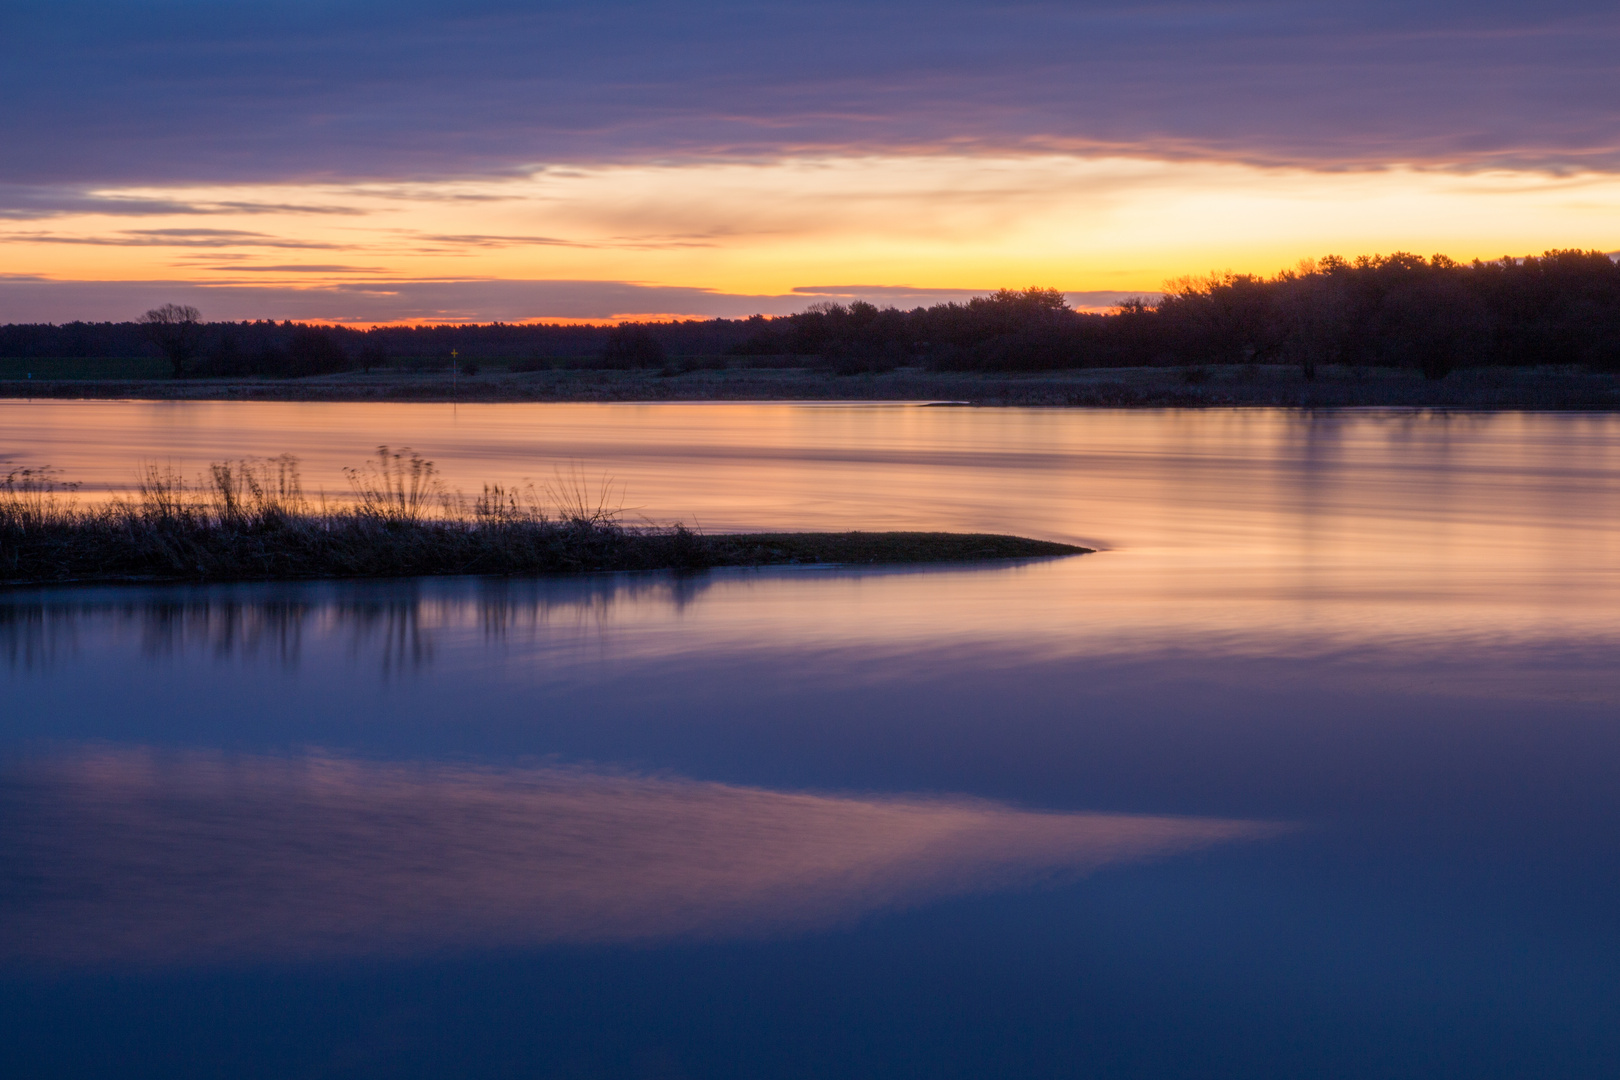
[2,364,1618,409]
[0,530,1091,588]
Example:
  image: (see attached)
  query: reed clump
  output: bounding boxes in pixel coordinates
[1,448,1087,585]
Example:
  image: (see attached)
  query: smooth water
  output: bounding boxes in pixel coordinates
[3,402,1620,1078]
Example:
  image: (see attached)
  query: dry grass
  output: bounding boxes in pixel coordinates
[1,450,1087,585]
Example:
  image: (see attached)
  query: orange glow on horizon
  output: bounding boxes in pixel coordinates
[3,155,1618,320]
[255,314,729,329]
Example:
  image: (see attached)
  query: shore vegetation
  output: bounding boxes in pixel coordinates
[0,451,1086,586]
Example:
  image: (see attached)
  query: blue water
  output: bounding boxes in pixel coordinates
[3,405,1619,1077]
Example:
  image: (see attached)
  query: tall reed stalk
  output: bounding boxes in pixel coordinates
[345,446,442,523]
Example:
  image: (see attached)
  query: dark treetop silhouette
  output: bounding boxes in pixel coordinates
[4,252,1617,382]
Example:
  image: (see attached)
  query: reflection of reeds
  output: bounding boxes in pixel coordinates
[133,598,313,669]
[0,599,77,670]
[0,575,723,673]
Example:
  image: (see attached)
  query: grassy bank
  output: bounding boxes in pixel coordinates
[2,363,1617,408]
[0,453,1086,586]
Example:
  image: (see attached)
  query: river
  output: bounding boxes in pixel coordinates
[4,402,1619,1078]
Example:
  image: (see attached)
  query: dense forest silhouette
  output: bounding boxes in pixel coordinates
[3,251,1617,379]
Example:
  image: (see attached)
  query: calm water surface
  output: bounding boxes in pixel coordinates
[3,402,1620,1078]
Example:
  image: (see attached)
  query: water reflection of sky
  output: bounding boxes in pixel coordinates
[4,405,1620,1077]
[2,748,1279,966]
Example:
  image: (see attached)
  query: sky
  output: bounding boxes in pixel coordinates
[3,1,1618,324]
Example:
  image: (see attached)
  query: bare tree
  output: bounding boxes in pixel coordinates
[138,304,202,377]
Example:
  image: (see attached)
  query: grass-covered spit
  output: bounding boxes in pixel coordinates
[0,449,1088,585]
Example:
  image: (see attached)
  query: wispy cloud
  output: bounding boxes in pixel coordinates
[130,229,292,239]
[7,229,342,249]
[198,264,390,274]
[208,201,366,216]
[411,232,579,248]
[402,230,724,251]
[0,185,367,220]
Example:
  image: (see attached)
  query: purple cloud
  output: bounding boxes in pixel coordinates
[4,2,1618,188]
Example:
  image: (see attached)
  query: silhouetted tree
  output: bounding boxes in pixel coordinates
[137,304,202,377]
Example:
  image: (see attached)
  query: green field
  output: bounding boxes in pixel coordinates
[0,357,172,380]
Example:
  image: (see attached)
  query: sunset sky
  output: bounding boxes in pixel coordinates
[4,1,1618,323]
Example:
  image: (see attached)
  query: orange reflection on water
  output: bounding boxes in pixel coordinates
[4,401,1619,671]
[0,748,1283,966]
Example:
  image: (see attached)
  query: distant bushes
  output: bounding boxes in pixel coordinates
[4,250,1618,379]
[728,252,1620,378]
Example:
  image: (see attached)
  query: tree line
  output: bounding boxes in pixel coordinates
[0,317,751,377]
[730,250,1620,378]
[3,250,1617,379]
